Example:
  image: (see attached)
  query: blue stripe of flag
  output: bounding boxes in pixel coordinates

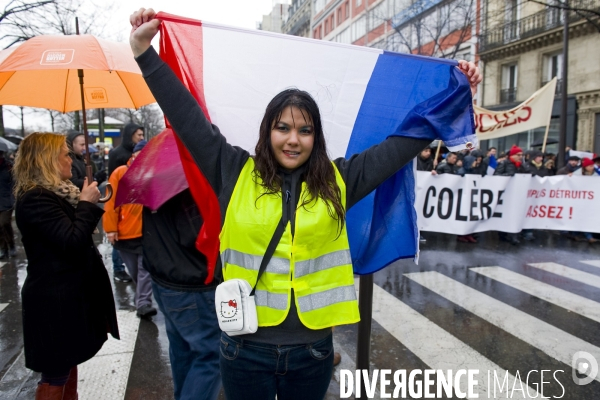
[345,51,474,275]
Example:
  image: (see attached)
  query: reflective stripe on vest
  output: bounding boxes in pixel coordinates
[296,285,356,313]
[294,249,352,278]
[221,249,290,275]
[220,158,360,329]
[255,290,288,310]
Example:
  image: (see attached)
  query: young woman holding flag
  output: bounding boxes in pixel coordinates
[129,8,481,400]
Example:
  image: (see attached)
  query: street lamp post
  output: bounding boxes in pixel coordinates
[558,0,569,169]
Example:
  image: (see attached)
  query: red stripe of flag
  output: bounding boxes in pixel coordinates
[158,12,221,284]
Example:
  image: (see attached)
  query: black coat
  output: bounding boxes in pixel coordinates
[525,161,550,177]
[417,155,434,171]
[493,159,526,176]
[15,188,119,372]
[0,158,14,211]
[108,123,143,176]
[70,154,87,190]
[435,161,457,175]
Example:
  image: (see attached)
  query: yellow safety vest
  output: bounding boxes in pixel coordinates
[220,158,360,329]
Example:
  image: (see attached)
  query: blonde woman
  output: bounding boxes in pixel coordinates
[14,133,119,400]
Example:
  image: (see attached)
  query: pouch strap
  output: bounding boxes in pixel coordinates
[250,217,286,297]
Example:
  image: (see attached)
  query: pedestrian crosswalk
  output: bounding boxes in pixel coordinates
[346,259,600,399]
[528,262,600,288]
[0,303,7,314]
[406,271,600,383]
[369,280,538,399]
[472,266,600,323]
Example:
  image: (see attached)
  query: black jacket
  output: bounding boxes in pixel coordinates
[494,159,526,176]
[417,155,434,171]
[15,188,119,372]
[66,131,87,190]
[142,189,214,291]
[108,123,142,176]
[0,158,14,211]
[557,164,580,175]
[435,160,457,174]
[525,160,550,177]
[136,47,429,285]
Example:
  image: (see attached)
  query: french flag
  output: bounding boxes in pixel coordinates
[157,12,476,275]
[487,154,497,175]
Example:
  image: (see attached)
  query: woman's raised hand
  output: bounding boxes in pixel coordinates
[80,178,101,204]
[130,8,161,57]
[457,60,482,97]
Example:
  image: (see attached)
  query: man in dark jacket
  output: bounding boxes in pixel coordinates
[525,151,551,177]
[107,123,144,282]
[108,123,144,176]
[66,131,107,189]
[557,156,581,175]
[0,143,15,258]
[469,150,486,176]
[494,145,526,244]
[66,131,87,190]
[417,147,434,171]
[435,152,458,174]
[142,190,222,400]
[494,145,526,176]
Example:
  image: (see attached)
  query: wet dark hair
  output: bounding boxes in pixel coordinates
[253,89,345,231]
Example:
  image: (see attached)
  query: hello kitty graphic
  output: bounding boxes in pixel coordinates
[220,299,238,318]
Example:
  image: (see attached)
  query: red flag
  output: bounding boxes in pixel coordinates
[158,12,221,284]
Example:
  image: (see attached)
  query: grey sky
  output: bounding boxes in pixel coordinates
[2,0,283,130]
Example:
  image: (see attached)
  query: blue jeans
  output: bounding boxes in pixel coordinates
[152,282,221,400]
[112,247,125,273]
[220,332,333,400]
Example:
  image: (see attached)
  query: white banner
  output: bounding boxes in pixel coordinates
[415,171,600,234]
[474,78,556,141]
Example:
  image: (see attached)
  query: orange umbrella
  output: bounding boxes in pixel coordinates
[0,33,156,202]
[0,34,154,112]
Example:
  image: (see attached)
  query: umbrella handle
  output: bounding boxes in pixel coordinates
[86,165,113,203]
[98,183,113,203]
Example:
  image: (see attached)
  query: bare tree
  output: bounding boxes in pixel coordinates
[0,0,117,136]
[384,0,477,59]
[526,0,600,32]
[105,105,166,140]
[0,0,117,48]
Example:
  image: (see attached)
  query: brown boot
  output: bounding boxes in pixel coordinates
[63,367,78,400]
[35,383,65,400]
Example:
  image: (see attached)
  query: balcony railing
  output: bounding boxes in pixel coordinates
[542,78,563,95]
[480,0,600,53]
[500,88,517,104]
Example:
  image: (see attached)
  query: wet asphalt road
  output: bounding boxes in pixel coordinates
[1,226,600,399]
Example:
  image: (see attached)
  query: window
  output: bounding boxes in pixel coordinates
[351,15,366,42]
[337,26,352,43]
[356,0,362,7]
[543,52,562,82]
[345,2,350,19]
[331,15,335,30]
[325,19,329,34]
[505,0,519,23]
[501,63,518,103]
[315,0,326,14]
[369,0,389,29]
[338,8,342,25]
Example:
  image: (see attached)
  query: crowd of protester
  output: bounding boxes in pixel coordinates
[417,144,600,245]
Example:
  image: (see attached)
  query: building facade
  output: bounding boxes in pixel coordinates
[310,0,478,59]
[259,1,291,33]
[283,0,313,37]
[479,0,600,153]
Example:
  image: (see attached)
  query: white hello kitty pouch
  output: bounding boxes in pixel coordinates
[215,279,258,335]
